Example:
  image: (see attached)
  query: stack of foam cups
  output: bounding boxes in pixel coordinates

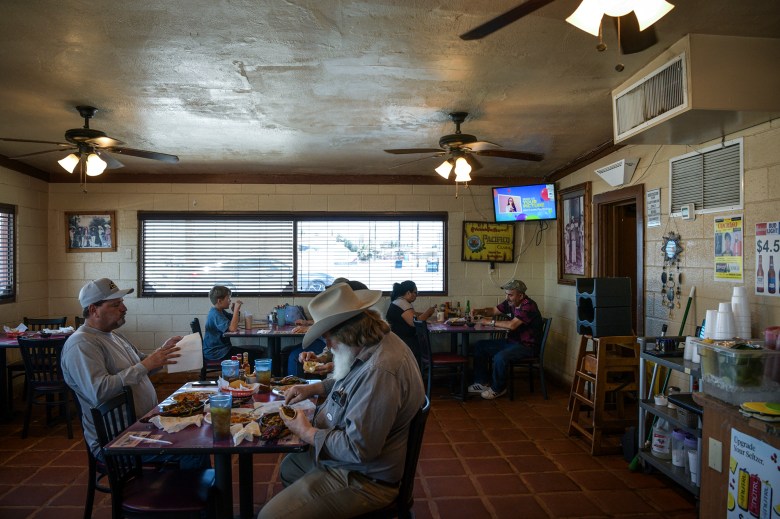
[714,302,736,340]
[730,286,751,339]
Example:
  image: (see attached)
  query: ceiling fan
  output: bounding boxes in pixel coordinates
[459,0,674,55]
[0,105,179,177]
[384,112,543,183]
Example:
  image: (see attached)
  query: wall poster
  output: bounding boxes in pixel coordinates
[755,220,779,296]
[727,428,779,518]
[714,214,743,282]
[462,221,515,263]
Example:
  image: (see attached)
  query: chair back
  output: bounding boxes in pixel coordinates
[23,316,67,331]
[190,317,203,339]
[395,396,431,516]
[90,386,141,515]
[74,316,85,329]
[538,317,553,363]
[18,337,68,387]
[413,320,432,398]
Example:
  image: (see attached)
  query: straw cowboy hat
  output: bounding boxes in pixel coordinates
[303,282,382,347]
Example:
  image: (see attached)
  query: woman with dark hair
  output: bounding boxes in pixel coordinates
[385,280,436,354]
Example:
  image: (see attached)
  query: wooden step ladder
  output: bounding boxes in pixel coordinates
[568,335,640,455]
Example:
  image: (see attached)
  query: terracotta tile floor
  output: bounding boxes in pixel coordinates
[0,379,699,518]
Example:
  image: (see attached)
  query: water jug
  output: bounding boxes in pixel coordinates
[651,419,672,460]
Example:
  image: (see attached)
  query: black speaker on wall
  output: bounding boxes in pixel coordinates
[576,277,633,337]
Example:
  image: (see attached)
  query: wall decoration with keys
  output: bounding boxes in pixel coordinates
[661,231,684,315]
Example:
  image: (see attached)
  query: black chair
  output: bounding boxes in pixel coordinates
[18,336,75,438]
[74,316,86,328]
[414,320,468,401]
[91,386,216,519]
[191,318,221,380]
[7,316,68,403]
[507,317,553,401]
[351,396,430,519]
[70,394,110,519]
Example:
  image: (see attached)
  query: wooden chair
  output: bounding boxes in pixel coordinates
[91,386,216,519]
[18,336,75,438]
[7,317,68,403]
[190,318,221,380]
[350,396,430,519]
[414,320,468,401]
[506,317,553,400]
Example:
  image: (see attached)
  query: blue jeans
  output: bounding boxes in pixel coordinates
[472,339,535,392]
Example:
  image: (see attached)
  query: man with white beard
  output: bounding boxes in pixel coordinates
[258,282,426,519]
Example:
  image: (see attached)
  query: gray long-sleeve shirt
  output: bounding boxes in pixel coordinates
[312,331,425,484]
[61,325,158,456]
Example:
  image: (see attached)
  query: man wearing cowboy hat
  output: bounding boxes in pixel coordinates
[258,282,426,519]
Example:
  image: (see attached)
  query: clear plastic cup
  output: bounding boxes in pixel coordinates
[209,394,232,441]
[254,358,272,386]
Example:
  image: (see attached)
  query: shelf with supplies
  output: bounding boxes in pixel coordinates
[637,336,702,497]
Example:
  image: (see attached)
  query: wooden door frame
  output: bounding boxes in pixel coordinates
[593,184,645,336]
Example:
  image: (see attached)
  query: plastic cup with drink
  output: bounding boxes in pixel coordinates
[244,313,253,331]
[209,394,232,441]
[255,358,272,386]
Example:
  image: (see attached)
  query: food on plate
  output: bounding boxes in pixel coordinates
[159,399,204,417]
[229,379,254,389]
[271,385,295,397]
[230,411,255,425]
[280,405,296,419]
[259,412,291,441]
[303,360,324,373]
[172,391,212,403]
[270,375,307,386]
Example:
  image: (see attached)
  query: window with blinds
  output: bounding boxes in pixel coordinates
[0,203,15,303]
[139,212,447,296]
[669,138,743,216]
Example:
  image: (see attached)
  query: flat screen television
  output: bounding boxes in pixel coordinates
[492,184,557,222]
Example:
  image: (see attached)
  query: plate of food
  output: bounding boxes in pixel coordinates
[172,391,214,403]
[204,407,257,425]
[159,399,205,417]
[259,412,291,441]
[446,318,467,326]
[270,375,308,386]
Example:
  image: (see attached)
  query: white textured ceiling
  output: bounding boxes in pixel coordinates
[0,1,778,185]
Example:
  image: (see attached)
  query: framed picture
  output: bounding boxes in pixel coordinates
[462,221,515,263]
[557,182,591,285]
[66,211,117,252]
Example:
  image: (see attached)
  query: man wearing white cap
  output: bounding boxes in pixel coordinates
[258,282,425,519]
[61,278,205,468]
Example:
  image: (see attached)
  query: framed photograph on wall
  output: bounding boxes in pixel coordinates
[557,182,591,285]
[462,221,515,263]
[66,211,117,252]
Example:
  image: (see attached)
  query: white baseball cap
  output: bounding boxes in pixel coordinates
[79,278,134,308]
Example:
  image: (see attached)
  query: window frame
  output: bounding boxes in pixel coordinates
[138,211,448,297]
[0,203,16,304]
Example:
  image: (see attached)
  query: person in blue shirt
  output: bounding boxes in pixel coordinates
[204,285,244,361]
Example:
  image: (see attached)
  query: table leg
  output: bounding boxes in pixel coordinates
[0,349,10,422]
[239,453,254,519]
[214,453,233,519]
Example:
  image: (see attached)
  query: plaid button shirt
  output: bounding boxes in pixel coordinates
[497,296,543,350]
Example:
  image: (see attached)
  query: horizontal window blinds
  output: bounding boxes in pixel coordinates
[670,139,742,214]
[0,204,15,301]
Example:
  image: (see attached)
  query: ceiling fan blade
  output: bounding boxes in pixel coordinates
[459,0,556,40]
[9,147,76,159]
[389,154,445,169]
[384,148,443,155]
[475,148,544,161]
[465,140,502,152]
[616,12,658,54]
[107,147,180,163]
[94,149,125,170]
[0,137,70,146]
[86,135,125,147]
[467,155,484,171]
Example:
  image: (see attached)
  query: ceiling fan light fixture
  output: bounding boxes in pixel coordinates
[633,0,674,31]
[85,153,107,176]
[600,0,634,17]
[57,153,80,173]
[453,157,472,182]
[566,0,605,36]
[435,159,453,179]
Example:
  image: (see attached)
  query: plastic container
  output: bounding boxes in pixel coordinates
[683,434,697,477]
[651,419,672,460]
[221,359,239,382]
[671,429,686,467]
[694,339,780,405]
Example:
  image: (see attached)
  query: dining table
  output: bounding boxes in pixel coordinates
[427,321,508,355]
[104,383,308,519]
[224,325,306,377]
[0,331,74,421]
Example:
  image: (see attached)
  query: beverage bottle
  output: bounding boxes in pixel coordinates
[456,301,461,317]
[242,352,251,377]
[465,300,471,316]
[769,257,776,294]
[757,256,765,293]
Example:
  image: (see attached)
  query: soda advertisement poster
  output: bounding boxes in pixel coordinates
[714,215,744,282]
[727,429,779,517]
[462,221,515,263]
[755,221,779,296]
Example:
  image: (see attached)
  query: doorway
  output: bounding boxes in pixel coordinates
[593,184,645,336]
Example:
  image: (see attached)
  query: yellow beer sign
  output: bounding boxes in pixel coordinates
[462,221,515,263]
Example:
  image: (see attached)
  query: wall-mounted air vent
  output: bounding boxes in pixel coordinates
[594,158,639,187]
[612,34,780,145]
